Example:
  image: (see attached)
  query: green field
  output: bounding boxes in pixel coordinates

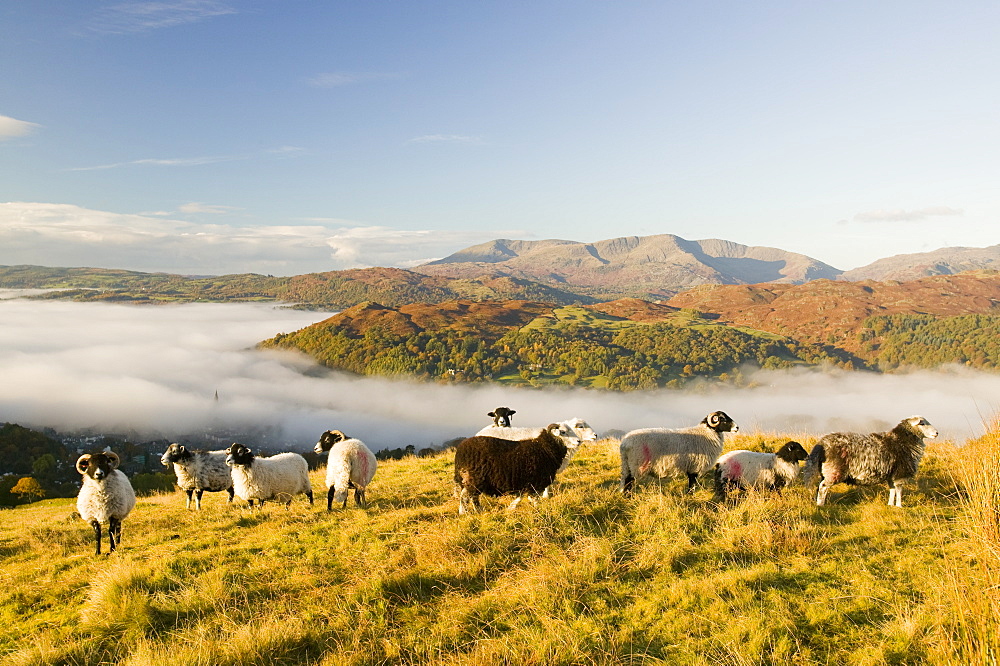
[2,430,997,665]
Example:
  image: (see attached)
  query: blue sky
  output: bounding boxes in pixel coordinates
[3,1,1000,275]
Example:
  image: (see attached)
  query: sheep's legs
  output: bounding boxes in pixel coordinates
[194,489,204,510]
[108,517,121,552]
[888,483,903,508]
[355,488,367,508]
[306,489,314,506]
[91,520,103,556]
[327,486,336,511]
[457,486,480,515]
[620,473,635,496]
[226,487,235,503]
[184,489,194,510]
[685,473,699,493]
[816,478,832,506]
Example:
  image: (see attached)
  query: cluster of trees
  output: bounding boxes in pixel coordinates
[263,318,853,390]
[0,424,176,506]
[859,314,1000,370]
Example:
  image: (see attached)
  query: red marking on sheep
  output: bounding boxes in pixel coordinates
[638,443,653,474]
[359,453,369,482]
[728,460,742,479]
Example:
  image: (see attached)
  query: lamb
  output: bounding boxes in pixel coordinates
[713,440,809,501]
[619,410,739,495]
[804,416,938,507]
[453,422,580,514]
[76,452,137,555]
[224,442,314,509]
[160,443,234,509]
[313,430,377,510]
[474,417,598,497]
[487,406,516,427]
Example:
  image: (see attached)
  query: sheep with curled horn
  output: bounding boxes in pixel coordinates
[76,451,136,555]
[619,411,739,495]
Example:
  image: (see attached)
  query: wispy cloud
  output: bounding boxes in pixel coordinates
[0,115,41,140]
[0,202,513,276]
[85,0,236,35]
[305,72,399,88]
[178,202,242,215]
[406,134,485,145]
[69,154,248,172]
[854,206,964,223]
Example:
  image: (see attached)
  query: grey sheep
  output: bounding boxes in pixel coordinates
[804,416,938,507]
[160,443,234,510]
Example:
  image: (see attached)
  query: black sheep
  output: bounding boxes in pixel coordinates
[453,422,576,514]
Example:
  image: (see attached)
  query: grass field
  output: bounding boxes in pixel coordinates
[1,429,997,665]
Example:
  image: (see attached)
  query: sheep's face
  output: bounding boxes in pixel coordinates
[225,443,254,467]
[906,416,938,440]
[704,411,738,433]
[315,430,348,454]
[76,452,120,481]
[548,423,582,449]
[564,418,598,442]
[776,440,809,463]
[488,407,516,427]
[160,443,188,467]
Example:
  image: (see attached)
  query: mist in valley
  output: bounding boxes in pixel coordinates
[1,292,996,450]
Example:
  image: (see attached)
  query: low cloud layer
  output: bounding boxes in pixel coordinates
[0,296,996,451]
[0,202,508,275]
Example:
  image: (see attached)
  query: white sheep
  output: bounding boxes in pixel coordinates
[160,443,234,509]
[713,441,809,501]
[619,410,739,495]
[76,451,137,555]
[314,430,378,510]
[474,417,597,497]
[224,443,314,509]
[804,416,939,507]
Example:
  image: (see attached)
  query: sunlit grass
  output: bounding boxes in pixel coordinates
[1,430,997,665]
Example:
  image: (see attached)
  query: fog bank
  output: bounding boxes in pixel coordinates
[1,296,996,449]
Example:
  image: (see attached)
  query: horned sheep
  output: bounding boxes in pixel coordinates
[713,440,809,501]
[76,451,137,555]
[453,422,580,514]
[314,430,378,510]
[224,443,313,509]
[160,443,234,509]
[619,411,739,495]
[804,416,938,507]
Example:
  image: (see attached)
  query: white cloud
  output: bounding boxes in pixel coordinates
[0,299,994,449]
[853,206,964,223]
[0,115,41,140]
[0,202,511,275]
[406,134,485,145]
[86,0,236,35]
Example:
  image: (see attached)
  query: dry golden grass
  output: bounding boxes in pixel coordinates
[0,429,997,665]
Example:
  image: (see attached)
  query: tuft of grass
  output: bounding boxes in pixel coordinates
[1,431,997,665]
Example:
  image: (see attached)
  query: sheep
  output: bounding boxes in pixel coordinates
[713,441,809,501]
[453,422,580,514]
[160,443,234,509]
[619,410,739,495]
[75,452,136,555]
[224,442,314,509]
[313,430,377,510]
[804,416,939,507]
[474,417,598,497]
[487,406,516,427]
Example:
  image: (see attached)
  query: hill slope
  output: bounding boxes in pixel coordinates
[1,432,995,665]
[842,244,1000,281]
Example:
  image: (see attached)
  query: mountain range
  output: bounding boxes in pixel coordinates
[417,234,1000,299]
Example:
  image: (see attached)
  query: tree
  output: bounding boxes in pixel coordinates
[10,477,45,503]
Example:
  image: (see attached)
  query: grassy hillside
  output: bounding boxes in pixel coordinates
[2,429,997,665]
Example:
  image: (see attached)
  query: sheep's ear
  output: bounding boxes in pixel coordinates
[509,410,516,416]
[107,452,121,469]
[76,455,92,474]
[488,411,496,417]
